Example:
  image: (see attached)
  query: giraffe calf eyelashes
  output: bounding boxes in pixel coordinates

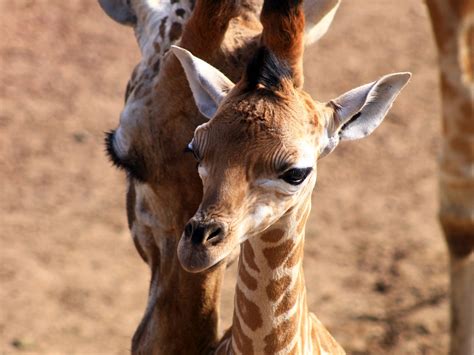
[279,167,313,185]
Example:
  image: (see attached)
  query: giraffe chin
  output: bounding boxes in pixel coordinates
[177,233,235,273]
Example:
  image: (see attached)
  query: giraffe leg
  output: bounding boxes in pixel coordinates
[426,1,474,354]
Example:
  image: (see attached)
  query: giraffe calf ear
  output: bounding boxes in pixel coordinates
[319,72,411,158]
[98,0,137,26]
[171,46,235,119]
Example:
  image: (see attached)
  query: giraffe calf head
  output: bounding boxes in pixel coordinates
[173,45,410,272]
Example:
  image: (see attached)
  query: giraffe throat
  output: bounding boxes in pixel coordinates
[230,203,315,355]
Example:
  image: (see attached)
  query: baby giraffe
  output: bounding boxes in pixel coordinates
[172,0,410,353]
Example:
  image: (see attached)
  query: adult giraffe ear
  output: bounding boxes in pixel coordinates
[304,0,341,45]
[320,72,412,158]
[171,46,235,119]
[98,0,137,26]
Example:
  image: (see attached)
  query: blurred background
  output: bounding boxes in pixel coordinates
[1,0,448,354]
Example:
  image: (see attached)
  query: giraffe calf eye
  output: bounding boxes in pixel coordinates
[279,168,312,185]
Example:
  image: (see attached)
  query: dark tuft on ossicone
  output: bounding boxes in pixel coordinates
[245,46,292,92]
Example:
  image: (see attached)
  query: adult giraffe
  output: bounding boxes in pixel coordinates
[98,0,340,353]
[425,1,473,354]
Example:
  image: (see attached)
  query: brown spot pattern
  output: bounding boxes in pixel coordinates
[169,22,183,42]
[175,8,186,18]
[232,311,255,355]
[239,258,258,291]
[266,275,291,301]
[263,313,298,354]
[235,286,263,331]
[275,285,298,317]
[159,16,168,39]
[243,242,260,272]
[261,228,285,242]
[263,239,294,269]
[286,240,303,268]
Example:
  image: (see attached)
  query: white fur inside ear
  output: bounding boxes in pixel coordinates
[319,72,411,158]
[304,0,341,45]
[339,72,411,140]
[171,45,234,119]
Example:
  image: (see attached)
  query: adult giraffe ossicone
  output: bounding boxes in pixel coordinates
[98,0,341,353]
[173,0,410,352]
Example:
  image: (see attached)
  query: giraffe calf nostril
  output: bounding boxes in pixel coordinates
[208,227,222,241]
[186,221,225,245]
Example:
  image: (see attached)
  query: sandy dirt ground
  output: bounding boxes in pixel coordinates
[1,0,450,354]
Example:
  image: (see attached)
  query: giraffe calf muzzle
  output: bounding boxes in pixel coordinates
[178,218,235,273]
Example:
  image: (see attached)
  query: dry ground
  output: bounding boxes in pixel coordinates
[1,0,449,354]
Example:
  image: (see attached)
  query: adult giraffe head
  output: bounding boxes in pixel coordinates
[174,0,411,273]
